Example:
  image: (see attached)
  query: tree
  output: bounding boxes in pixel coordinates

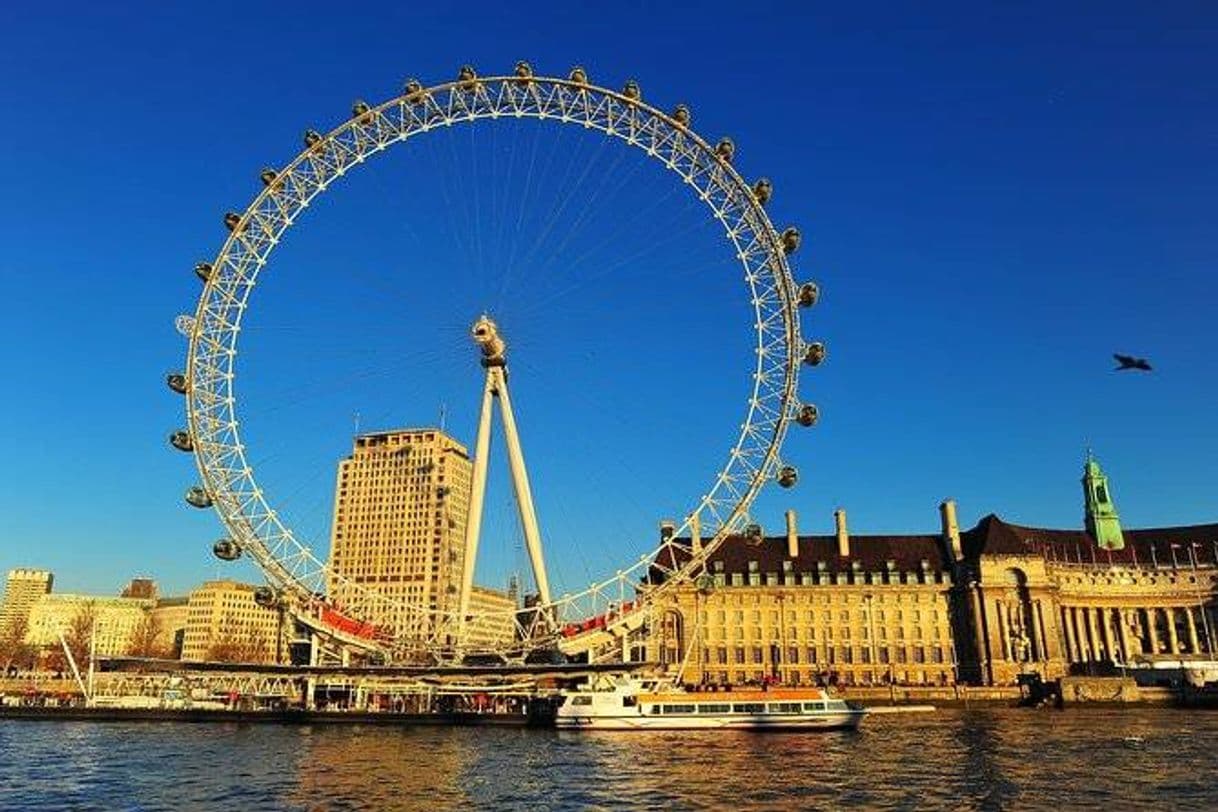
[206,621,270,664]
[126,612,169,659]
[44,602,96,676]
[0,616,36,673]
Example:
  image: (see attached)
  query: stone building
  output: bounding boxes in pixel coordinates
[151,596,190,658]
[181,580,285,663]
[646,455,1218,687]
[25,593,154,658]
[464,585,518,651]
[0,569,53,633]
[326,428,473,644]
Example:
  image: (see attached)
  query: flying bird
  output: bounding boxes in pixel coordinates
[1113,353,1152,372]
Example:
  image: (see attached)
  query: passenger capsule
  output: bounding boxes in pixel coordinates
[781,226,802,255]
[752,178,773,205]
[185,487,213,509]
[568,66,589,85]
[803,341,827,367]
[259,168,278,186]
[169,430,193,452]
[777,465,798,488]
[166,373,187,395]
[351,99,371,120]
[212,539,242,561]
[194,262,213,283]
[223,211,242,232]
[797,281,820,308]
[796,403,820,427]
[303,129,323,148]
[457,64,478,90]
[622,80,641,101]
[672,104,691,127]
[253,586,277,608]
[403,78,425,103]
[744,523,764,545]
[514,61,534,84]
[715,138,735,163]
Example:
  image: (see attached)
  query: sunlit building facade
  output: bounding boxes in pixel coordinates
[180,580,284,663]
[0,569,53,632]
[648,457,1218,687]
[326,428,473,644]
[25,594,153,658]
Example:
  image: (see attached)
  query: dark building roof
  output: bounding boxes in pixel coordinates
[964,514,1218,567]
[657,514,1218,579]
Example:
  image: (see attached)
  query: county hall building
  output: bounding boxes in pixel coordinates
[645,455,1218,687]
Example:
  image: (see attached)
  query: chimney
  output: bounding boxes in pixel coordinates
[940,499,963,561]
[690,513,702,554]
[785,509,799,558]
[835,508,850,558]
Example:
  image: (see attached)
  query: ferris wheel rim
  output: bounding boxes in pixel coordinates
[181,69,810,658]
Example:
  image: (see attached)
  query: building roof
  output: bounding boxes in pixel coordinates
[963,513,1218,567]
[655,513,1218,578]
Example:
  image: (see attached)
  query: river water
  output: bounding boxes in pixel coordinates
[0,708,1213,810]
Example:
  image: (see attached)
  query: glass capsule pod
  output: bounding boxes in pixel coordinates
[514,61,534,84]
[796,403,820,427]
[259,168,278,186]
[745,523,764,544]
[752,178,773,205]
[212,539,242,561]
[781,227,801,254]
[193,262,212,283]
[351,99,371,120]
[777,465,798,488]
[568,66,588,85]
[797,281,820,308]
[715,138,735,163]
[253,586,278,608]
[457,64,478,91]
[803,341,826,367]
[223,212,242,232]
[672,104,691,127]
[403,79,425,104]
[166,373,187,395]
[622,80,641,101]
[185,487,212,509]
[303,129,322,148]
[169,431,193,452]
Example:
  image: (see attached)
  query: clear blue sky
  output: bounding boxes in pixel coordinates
[0,1,1214,598]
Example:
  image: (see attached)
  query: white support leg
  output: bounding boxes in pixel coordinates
[492,367,553,609]
[458,370,496,646]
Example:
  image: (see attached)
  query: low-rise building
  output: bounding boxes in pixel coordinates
[465,585,518,651]
[181,580,285,664]
[26,593,153,658]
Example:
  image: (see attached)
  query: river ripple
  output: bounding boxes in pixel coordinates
[0,708,1214,810]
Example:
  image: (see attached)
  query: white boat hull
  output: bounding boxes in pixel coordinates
[556,710,865,731]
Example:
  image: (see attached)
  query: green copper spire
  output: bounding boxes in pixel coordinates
[1082,450,1124,550]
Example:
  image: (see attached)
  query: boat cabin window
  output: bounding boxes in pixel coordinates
[696,703,731,714]
[571,696,593,706]
[769,702,802,713]
[803,701,826,711]
[662,704,696,714]
[732,702,765,713]
[622,696,637,707]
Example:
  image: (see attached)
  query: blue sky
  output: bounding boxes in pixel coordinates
[0,1,1214,598]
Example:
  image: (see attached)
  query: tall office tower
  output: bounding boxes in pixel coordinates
[0,569,53,632]
[327,429,473,645]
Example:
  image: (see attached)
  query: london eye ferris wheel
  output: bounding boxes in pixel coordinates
[167,62,825,664]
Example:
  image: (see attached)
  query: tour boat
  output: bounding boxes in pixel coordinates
[555,677,866,731]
